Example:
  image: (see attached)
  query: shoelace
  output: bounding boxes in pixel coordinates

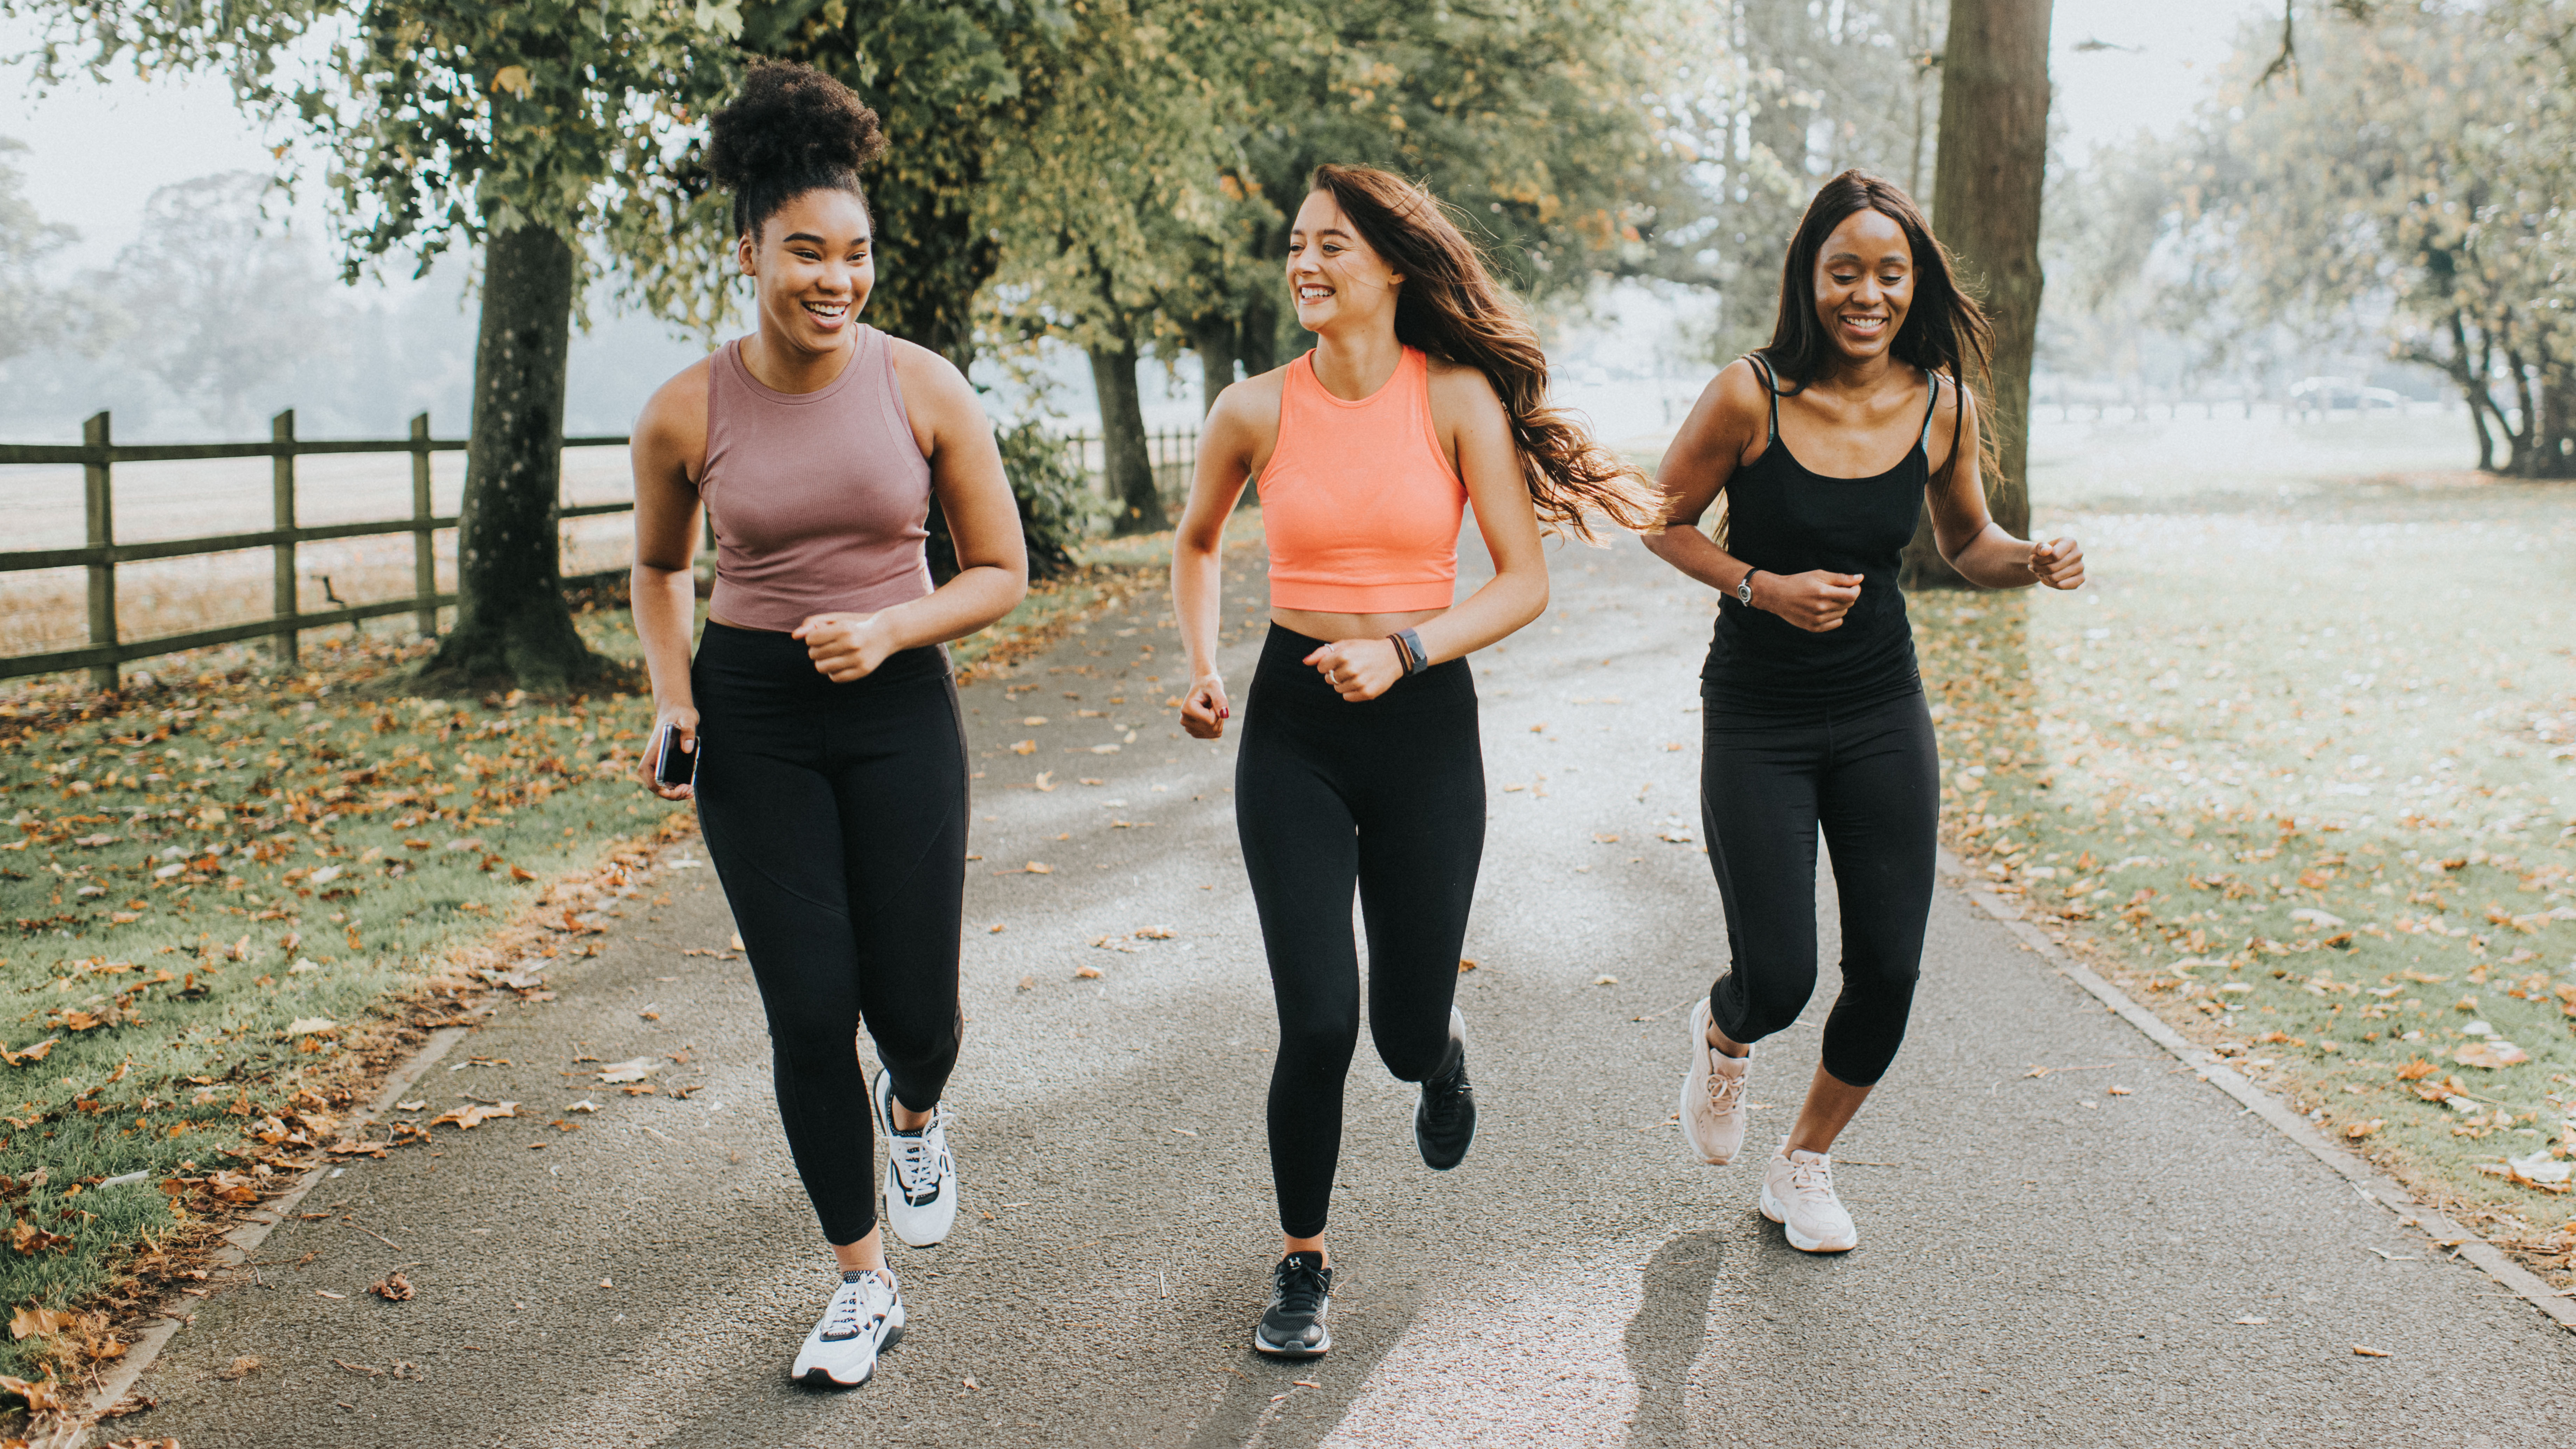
[1273,1259,1329,1316]
[1424,1065,1471,1126]
[1704,1050,1746,1113]
[821,1276,882,1340]
[1787,1154,1836,1201]
[889,1106,951,1197]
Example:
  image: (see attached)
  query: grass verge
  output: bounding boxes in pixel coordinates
[1917,415,2576,1293]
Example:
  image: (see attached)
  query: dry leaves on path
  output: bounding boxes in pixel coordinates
[426,1101,516,1130]
[370,1272,415,1302]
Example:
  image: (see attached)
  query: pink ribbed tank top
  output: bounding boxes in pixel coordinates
[699,326,933,633]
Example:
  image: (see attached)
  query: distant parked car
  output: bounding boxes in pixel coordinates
[2288,376,2403,412]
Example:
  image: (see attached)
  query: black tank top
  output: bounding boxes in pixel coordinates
[1700,354,1938,715]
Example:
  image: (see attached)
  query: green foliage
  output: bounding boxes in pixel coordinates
[6,2,748,295]
[926,420,1100,585]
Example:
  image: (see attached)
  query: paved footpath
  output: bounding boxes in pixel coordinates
[131,537,2575,1448]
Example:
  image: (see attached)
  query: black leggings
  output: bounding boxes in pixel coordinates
[1237,626,1485,1239]
[691,622,968,1247]
[1700,689,1938,1087]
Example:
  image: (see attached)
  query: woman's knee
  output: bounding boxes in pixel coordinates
[1275,1005,1361,1076]
[1713,954,1818,1043]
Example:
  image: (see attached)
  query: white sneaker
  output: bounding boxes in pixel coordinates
[1758,1139,1858,1253]
[872,1068,958,1248]
[1679,998,1750,1165]
[790,1269,905,1387]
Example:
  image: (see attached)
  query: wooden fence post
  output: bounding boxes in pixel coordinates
[271,410,298,663]
[410,412,437,639]
[82,411,117,693]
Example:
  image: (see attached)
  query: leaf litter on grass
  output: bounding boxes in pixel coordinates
[1916,413,2576,1294]
[0,608,694,1379]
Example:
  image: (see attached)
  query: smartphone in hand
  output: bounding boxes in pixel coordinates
[652,723,699,789]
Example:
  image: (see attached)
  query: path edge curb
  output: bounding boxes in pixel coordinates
[1937,848,2576,1333]
[78,1022,475,1423]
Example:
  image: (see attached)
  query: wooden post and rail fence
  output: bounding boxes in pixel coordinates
[0,411,1196,692]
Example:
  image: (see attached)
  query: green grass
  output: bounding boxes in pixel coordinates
[1917,411,2576,1260]
[0,606,687,1375]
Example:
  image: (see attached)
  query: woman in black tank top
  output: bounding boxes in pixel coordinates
[1643,171,2086,1254]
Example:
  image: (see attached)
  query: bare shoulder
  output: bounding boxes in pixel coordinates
[1207,367,1287,446]
[1424,355,1506,427]
[1704,356,1776,425]
[635,354,715,454]
[885,333,979,411]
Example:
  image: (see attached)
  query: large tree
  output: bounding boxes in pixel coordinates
[11,0,743,692]
[1902,0,2051,587]
[2146,2,2576,477]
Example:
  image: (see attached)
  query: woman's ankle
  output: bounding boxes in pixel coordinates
[830,1227,889,1275]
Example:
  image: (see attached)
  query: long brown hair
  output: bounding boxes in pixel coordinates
[1306,164,1657,541]
[1760,169,1996,482]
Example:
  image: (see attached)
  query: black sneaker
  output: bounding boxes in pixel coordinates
[1414,1006,1476,1170]
[1253,1251,1332,1357]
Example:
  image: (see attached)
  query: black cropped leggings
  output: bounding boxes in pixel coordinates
[691,622,968,1247]
[1700,688,1938,1087]
[1237,626,1485,1240]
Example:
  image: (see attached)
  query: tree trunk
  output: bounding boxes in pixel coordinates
[1239,292,1280,378]
[417,223,607,695]
[1192,318,1237,415]
[1091,341,1160,535]
[2536,360,2574,479]
[1905,0,2053,591]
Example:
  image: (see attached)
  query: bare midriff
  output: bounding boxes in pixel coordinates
[1269,605,1448,643]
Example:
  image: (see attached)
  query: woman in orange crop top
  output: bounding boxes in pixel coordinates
[1170,164,1657,1358]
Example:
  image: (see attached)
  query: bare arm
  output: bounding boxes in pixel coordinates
[1172,380,1269,739]
[1407,364,1548,663]
[632,360,712,799]
[1641,360,1866,632]
[793,342,1029,681]
[1924,386,2085,591]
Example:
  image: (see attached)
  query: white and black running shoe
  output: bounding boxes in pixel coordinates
[872,1067,958,1248]
[1413,1005,1476,1170]
[790,1268,905,1388]
[1253,1251,1333,1357]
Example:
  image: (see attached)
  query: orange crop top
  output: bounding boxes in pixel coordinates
[1255,346,1468,613]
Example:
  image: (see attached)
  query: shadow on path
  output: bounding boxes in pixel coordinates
[1621,1227,1731,1447]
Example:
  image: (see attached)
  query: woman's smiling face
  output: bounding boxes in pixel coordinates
[1286,189,1402,336]
[739,187,874,356]
[1812,207,1913,364]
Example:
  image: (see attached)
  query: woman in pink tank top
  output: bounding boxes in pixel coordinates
[625,62,1028,1391]
[1169,165,1657,1358]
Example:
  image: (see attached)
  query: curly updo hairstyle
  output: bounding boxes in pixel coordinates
[705,58,888,241]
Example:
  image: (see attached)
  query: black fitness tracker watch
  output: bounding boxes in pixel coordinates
[1389,628,1428,676]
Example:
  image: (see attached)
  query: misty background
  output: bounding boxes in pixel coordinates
[0,0,2450,448]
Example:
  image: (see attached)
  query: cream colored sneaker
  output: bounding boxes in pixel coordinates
[1679,997,1750,1165]
[1759,1140,1858,1253]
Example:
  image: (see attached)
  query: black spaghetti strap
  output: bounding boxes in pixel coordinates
[1746,354,1780,443]
[1918,373,1942,453]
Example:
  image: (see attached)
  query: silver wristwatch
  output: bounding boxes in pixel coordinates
[1734,569,1758,606]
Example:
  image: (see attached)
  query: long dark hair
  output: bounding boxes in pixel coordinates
[706,60,887,242]
[1760,170,1995,480]
[1307,164,1657,541]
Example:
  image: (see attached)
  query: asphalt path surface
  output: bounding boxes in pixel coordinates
[133,534,2576,1447]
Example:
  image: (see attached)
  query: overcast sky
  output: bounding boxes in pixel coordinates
[1,1,2264,263]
